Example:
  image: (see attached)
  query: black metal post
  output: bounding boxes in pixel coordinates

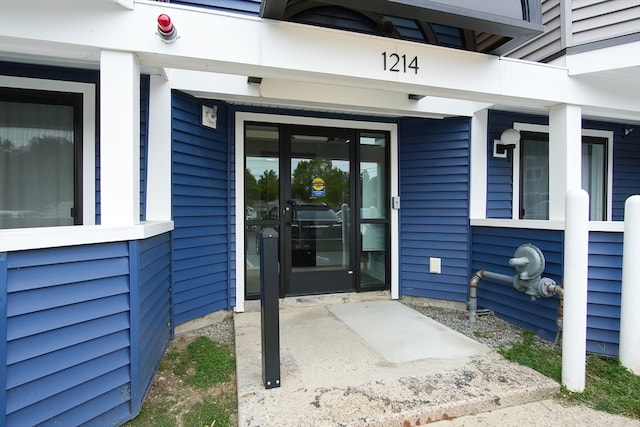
[259,228,280,389]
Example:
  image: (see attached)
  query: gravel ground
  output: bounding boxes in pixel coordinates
[402,302,561,353]
[196,316,235,345]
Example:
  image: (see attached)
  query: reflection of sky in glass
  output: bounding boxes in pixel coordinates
[247,157,278,179]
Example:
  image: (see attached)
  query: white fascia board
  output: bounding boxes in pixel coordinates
[566,40,640,76]
[0,0,637,119]
[166,68,481,117]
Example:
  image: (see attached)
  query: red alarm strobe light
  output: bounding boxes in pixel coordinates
[157,14,178,43]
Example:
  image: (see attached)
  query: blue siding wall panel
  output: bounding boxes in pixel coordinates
[585,231,623,356]
[2,232,172,426]
[132,233,172,415]
[4,242,133,426]
[399,117,471,302]
[172,91,231,325]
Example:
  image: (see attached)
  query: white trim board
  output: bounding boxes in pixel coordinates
[234,112,399,312]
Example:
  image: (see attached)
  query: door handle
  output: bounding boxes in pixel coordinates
[285,200,297,223]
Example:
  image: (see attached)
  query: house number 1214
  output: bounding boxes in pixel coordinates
[381,52,419,74]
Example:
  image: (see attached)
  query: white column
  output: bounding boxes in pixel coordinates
[548,104,582,221]
[620,195,640,374]
[469,109,488,219]
[100,50,140,226]
[146,74,173,221]
[562,188,589,392]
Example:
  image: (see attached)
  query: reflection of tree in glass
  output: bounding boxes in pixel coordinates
[258,170,279,202]
[291,159,347,208]
[245,168,279,203]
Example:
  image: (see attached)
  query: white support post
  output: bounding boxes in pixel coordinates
[620,195,640,374]
[146,74,172,221]
[549,104,582,221]
[469,109,488,220]
[100,50,140,226]
[562,188,589,392]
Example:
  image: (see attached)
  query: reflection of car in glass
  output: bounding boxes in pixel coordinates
[290,202,343,266]
[245,206,257,220]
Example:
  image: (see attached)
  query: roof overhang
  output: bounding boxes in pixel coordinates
[261,0,544,55]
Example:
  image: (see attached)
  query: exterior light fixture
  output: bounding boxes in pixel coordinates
[408,94,425,101]
[247,76,262,85]
[157,14,178,43]
[493,128,520,159]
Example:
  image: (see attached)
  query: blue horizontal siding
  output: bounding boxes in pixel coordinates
[399,117,471,302]
[172,91,232,326]
[2,233,173,426]
[4,243,133,425]
[131,233,172,416]
[585,231,623,356]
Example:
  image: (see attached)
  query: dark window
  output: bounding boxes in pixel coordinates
[519,132,608,220]
[0,87,82,229]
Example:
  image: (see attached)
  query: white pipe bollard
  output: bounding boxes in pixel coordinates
[620,195,640,375]
[562,189,589,392]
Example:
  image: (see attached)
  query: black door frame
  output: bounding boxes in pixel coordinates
[243,120,391,299]
[281,125,358,296]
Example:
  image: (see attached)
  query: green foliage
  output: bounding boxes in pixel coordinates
[124,335,237,427]
[185,336,236,389]
[499,330,562,381]
[183,397,234,427]
[500,330,640,420]
[561,355,640,418]
[125,401,177,427]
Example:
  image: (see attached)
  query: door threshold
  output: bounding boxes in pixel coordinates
[242,290,392,313]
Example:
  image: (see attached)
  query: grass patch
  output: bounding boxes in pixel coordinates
[183,396,235,427]
[561,355,640,418]
[500,330,640,419]
[184,336,236,388]
[162,336,235,389]
[124,334,237,427]
[499,330,562,381]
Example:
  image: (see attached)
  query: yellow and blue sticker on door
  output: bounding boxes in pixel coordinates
[311,177,325,197]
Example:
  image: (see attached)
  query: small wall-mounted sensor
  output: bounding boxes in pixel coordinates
[392,196,400,210]
[202,105,217,129]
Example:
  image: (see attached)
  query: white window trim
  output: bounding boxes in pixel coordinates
[512,123,614,221]
[0,75,96,226]
[234,112,399,312]
[0,75,175,253]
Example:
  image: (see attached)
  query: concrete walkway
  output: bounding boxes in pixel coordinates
[235,295,568,426]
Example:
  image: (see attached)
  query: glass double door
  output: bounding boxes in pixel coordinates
[245,122,389,298]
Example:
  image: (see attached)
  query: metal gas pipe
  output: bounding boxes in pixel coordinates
[468,243,564,342]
